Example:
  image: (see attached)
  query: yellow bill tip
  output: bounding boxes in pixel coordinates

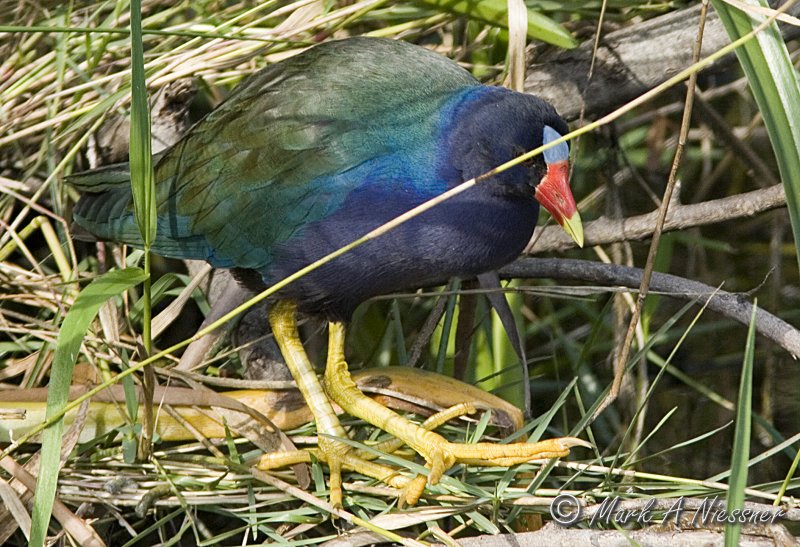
[562,210,584,248]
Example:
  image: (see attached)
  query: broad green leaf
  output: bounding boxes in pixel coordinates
[712,0,800,272]
[412,0,577,48]
[129,272,181,321]
[724,300,757,546]
[30,268,147,547]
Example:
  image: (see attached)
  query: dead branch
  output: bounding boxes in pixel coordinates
[527,2,800,121]
[500,257,800,359]
[527,183,787,253]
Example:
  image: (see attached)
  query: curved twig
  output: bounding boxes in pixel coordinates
[499,258,800,358]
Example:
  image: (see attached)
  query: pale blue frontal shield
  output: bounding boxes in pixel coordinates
[542,125,569,164]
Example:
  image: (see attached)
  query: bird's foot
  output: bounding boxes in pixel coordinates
[324,321,592,506]
[256,438,408,508]
[256,403,480,507]
[444,436,592,468]
[255,420,590,506]
[389,427,590,505]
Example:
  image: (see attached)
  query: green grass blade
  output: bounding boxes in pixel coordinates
[411,0,577,48]
[712,0,800,271]
[30,267,147,547]
[724,299,757,546]
[129,0,155,352]
[129,0,155,247]
[129,0,156,456]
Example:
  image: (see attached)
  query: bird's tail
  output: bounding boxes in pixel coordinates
[68,163,145,247]
[68,163,214,261]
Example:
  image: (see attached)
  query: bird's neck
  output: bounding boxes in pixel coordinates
[435,86,521,186]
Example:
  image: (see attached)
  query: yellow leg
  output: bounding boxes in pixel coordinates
[258,303,589,507]
[267,302,346,439]
[259,301,345,506]
[324,321,590,505]
[256,301,411,504]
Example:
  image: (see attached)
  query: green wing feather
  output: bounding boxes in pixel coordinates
[72,38,478,269]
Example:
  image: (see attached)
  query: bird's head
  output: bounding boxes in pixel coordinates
[448,88,584,248]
